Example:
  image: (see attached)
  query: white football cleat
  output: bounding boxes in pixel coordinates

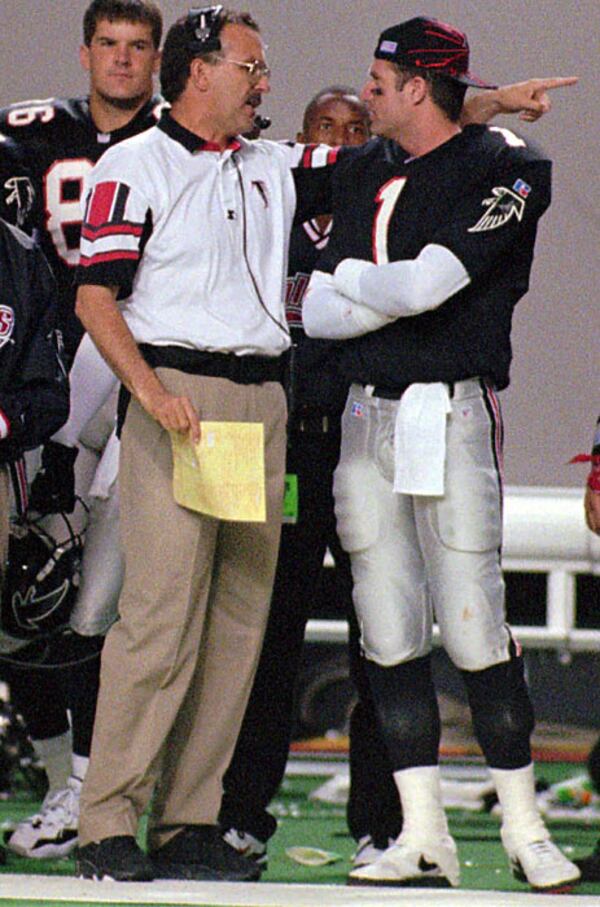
[352,835,391,868]
[5,775,81,859]
[348,834,460,887]
[505,837,581,892]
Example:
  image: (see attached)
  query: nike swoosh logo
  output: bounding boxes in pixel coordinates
[419,856,440,873]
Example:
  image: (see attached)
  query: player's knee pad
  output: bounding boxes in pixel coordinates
[462,649,534,769]
[365,654,440,771]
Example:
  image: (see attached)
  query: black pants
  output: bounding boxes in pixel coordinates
[0,633,102,756]
[220,417,401,845]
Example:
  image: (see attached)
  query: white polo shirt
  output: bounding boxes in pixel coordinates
[78,113,321,357]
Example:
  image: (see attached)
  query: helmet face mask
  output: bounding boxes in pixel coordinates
[1,516,83,644]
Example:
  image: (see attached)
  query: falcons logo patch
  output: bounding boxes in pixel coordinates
[468,186,527,233]
[3,176,35,228]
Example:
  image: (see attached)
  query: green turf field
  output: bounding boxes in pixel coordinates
[1,763,600,904]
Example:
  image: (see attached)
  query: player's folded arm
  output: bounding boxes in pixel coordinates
[332,154,551,321]
[333,244,470,318]
[303,268,394,340]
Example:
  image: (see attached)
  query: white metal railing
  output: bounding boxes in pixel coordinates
[306,486,600,653]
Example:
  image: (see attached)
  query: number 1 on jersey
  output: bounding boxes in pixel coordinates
[373,177,407,264]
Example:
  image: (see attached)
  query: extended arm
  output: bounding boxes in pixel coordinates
[462,76,578,125]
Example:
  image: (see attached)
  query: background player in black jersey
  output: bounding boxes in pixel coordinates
[0,0,163,364]
[220,86,402,869]
[0,217,69,604]
[0,0,162,862]
[304,15,580,893]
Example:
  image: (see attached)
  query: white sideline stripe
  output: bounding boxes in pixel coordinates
[0,875,596,907]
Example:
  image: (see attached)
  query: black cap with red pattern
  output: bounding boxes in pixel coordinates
[374,16,496,89]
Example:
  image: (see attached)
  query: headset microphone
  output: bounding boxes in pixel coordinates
[253,114,271,130]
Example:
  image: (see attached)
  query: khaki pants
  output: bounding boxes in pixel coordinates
[79,372,287,848]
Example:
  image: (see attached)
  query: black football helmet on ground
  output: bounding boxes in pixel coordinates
[0,515,82,644]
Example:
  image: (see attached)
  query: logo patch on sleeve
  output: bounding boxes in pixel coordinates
[468,187,527,233]
[3,176,35,227]
[513,178,531,198]
[0,305,15,347]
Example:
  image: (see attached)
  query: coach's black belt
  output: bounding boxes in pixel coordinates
[117,345,288,434]
[139,344,288,385]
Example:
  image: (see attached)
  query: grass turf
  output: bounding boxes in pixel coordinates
[1,763,599,898]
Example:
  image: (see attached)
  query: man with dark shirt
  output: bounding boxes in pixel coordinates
[0,217,69,627]
[304,15,580,893]
[0,0,163,363]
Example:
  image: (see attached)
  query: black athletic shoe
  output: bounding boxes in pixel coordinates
[575,839,600,882]
[150,824,261,881]
[76,835,155,881]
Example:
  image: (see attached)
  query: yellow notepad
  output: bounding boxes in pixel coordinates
[171,422,265,522]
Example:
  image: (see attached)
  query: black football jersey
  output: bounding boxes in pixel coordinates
[0,219,68,461]
[318,125,552,390]
[0,95,165,358]
[286,218,349,414]
[0,134,35,231]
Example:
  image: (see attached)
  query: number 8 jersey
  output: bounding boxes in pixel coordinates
[0,95,164,362]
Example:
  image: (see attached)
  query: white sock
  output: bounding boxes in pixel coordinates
[71,754,89,783]
[33,730,72,796]
[393,765,451,844]
[490,763,548,849]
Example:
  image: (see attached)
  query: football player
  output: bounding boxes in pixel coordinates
[222,71,579,874]
[303,15,579,893]
[0,220,68,598]
[0,0,162,861]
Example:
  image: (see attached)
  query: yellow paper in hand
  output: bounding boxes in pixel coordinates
[171,422,265,522]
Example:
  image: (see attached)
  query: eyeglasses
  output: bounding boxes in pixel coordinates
[220,58,271,83]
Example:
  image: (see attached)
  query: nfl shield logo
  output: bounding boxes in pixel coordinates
[513,178,531,198]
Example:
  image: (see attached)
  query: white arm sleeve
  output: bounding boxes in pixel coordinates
[334,244,470,318]
[52,332,119,446]
[303,270,395,340]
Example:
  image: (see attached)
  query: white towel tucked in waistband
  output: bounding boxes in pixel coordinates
[393,383,451,495]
